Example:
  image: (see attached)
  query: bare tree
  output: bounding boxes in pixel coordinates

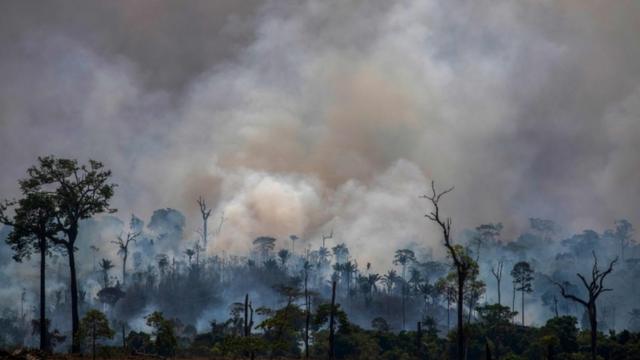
[196,196,213,248]
[552,251,617,360]
[491,259,504,305]
[422,181,471,360]
[111,215,140,286]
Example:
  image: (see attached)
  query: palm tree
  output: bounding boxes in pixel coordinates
[184,248,195,266]
[99,259,115,288]
[394,249,416,330]
[289,235,299,254]
[278,249,291,267]
[332,243,349,264]
[383,270,398,294]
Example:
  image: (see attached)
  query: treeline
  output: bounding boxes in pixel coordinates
[0,156,639,360]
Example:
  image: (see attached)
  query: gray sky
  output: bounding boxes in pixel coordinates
[1,0,639,266]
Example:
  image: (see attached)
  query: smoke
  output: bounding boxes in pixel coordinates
[1,0,640,267]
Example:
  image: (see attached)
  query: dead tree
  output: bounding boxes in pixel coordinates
[422,181,471,360]
[197,196,213,248]
[111,216,140,286]
[552,252,617,360]
[491,260,504,305]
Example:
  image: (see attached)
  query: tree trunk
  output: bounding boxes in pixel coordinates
[589,304,597,360]
[329,281,337,360]
[39,240,47,351]
[457,272,465,360]
[203,217,208,248]
[402,266,406,330]
[511,284,516,324]
[244,294,249,337]
[68,242,80,353]
[521,289,525,326]
[122,250,128,286]
[497,278,501,306]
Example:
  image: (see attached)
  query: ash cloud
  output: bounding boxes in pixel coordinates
[1,0,640,267]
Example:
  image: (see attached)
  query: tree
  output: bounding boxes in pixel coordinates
[111,215,140,286]
[552,252,617,360]
[197,196,212,248]
[0,191,59,351]
[253,236,276,263]
[511,261,534,325]
[491,259,504,305]
[80,309,114,360]
[472,223,503,261]
[146,311,177,357]
[184,248,196,266]
[22,156,116,353]
[289,234,299,254]
[332,243,349,264]
[394,248,416,330]
[422,181,470,360]
[278,248,291,267]
[156,254,169,276]
[613,219,633,261]
[99,258,115,288]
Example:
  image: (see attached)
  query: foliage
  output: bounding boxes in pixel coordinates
[145,311,178,356]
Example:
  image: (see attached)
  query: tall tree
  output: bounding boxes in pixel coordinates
[289,234,299,254]
[196,196,212,248]
[111,215,140,286]
[19,156,116,353]
[511,261,534,326]
[0,191,59,351]
[423,181,471,360]
[552,252,617,360]
[394,248,416,330]
[491,259,504,305]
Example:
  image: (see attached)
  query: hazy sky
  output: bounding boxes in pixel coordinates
[1,0,639,266]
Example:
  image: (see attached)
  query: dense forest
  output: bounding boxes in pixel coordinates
[1,157,639,360]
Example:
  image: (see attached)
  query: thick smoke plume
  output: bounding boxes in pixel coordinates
[1,1,640,272]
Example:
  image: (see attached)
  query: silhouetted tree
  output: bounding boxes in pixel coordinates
[491,259,504,305]
[552,252,617,360]
[80,309,114,360]
[423,181,470,359]
[278,248,291,267]
[511,261,534,325]
[197,196,212,248]
[111,215,140,286]
[0,191,59,351]
[394,248,416,330]
[21,156,116,353]
[99,259,115,288]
